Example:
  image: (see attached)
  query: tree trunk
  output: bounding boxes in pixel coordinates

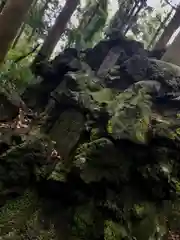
[12,0,38,48]
[32,0,79,69]
[27,0,43,43]
[148,8,173,49]
[27,0,50,43]
[161,30,180,66]
[0,0,34,64]
[40,0,51,18]
[11,22,26,49]
[153,7,180,50]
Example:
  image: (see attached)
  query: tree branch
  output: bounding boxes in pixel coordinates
[15,43,40,63]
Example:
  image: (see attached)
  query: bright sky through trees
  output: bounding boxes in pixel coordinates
[54,0,180,53]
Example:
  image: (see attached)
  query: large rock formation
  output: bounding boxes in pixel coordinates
[1,35,180,239]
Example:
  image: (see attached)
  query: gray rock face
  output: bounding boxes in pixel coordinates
[49,109,85,160]
[120,55,149,82]
[107,57,180,101]
[133,80,162,95]
[22,48,81,111]
[24,36,180,116]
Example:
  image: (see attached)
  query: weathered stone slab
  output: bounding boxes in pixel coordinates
[49,109,85,160]
[97,46,122,78]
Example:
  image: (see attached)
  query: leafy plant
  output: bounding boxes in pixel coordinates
[0,40,35,93]
[67,0,108,50]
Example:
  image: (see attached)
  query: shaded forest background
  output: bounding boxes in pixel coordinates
[0,0,180,92]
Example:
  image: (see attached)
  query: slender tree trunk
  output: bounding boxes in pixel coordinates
[0,0,6,13]
[28,0,50,43]
[124,2,144,35]
[40,0,51,18]
[12,0,38,49]
[154,7,180,50]
[27,0,42,43]
[148,8,173,49]
[28,0,39,39]
[161,30,180,66]
[32,0,79,69]
[11,22,26,49]
[0,0,34,64]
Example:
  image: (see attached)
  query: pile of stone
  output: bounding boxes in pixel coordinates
[1,34,180,239]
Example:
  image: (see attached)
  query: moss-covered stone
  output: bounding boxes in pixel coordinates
[3,36,180,240]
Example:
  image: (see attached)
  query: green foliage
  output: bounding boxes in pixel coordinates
[105,221,131,240]
[67,0,108,50]
[27,0,47,39]
[0,190,57,239]
[0,190,38,236]
[74,138,121,183]
[128,4,173,48]
[48,161,70,182]
[71,201,104,240]
[0,61,33,92]
[26,0,62,40]
[0,41,35,92]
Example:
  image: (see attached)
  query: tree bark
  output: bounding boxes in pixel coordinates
[153,7,180,50]
[40,0,51,18]
[12,0,38,48]
[148,8,173,49]
[0,0,34,64]
[27,0,42,43]
[32,0,79,69]
[161,30,180,66]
